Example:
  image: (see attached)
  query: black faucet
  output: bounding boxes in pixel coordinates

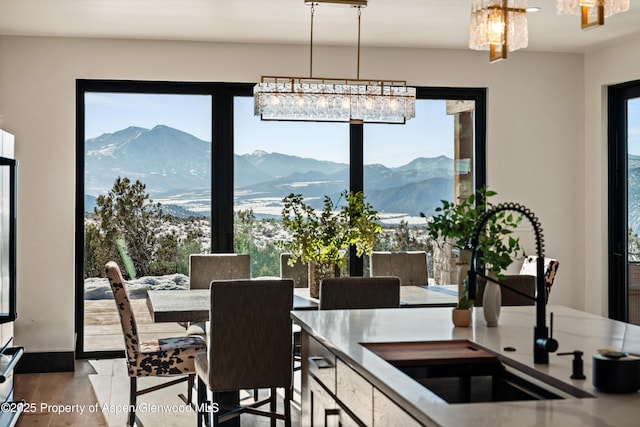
[467,202,558,364]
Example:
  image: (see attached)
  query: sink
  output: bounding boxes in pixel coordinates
[361,340,593,404]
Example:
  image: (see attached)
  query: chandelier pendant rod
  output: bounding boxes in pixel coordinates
[502,0,510,59]
[356,5,361,80]
[309,3,315,78]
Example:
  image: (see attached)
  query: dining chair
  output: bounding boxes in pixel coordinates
[280,253,308,288]
[196,278,293,427]
[189,253,251,289]
[474,275,535,306]
[105,261,206,427]
[519,256,559,302]
[370,251,429,286]
[186,253,251,336]
[319,276,401,310]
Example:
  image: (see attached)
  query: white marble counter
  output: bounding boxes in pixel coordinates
[291,306,640,426]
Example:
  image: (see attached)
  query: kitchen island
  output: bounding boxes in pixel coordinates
[291,306,640,426]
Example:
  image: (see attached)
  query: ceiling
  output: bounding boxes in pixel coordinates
[0,0,638,53]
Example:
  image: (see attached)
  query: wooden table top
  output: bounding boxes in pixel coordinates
[146,285,458,323]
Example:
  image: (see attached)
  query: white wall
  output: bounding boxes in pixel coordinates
[583,35,640,316]
[0,35,585,353]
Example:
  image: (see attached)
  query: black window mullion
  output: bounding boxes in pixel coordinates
[350,122,364,277]
[211,86,234,252]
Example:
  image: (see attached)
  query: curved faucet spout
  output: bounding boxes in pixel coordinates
[466,202,557,364]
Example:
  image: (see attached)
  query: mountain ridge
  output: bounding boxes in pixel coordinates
[85,125,456,218]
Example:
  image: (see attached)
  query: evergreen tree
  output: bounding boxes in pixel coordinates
[93,177,163,278]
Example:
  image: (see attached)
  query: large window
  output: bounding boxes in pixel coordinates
[76,81,485,358]
[78,84,214,355]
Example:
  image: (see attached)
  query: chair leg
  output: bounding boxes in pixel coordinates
[212,392,220,427]
[129,377,137,427]
[187,374,195,405]
[197,376,209,427]
[284,387,292,427]
[270,387,277,427]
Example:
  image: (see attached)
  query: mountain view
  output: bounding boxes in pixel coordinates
[629,154,640,236]
[85,125,456,223]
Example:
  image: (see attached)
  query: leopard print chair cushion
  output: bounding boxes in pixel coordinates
[519,256,559,302]
[105,261,206,377]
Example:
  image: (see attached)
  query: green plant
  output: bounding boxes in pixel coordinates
[457,278,474,309]
[281,190,382,268]
[424,187,524,279]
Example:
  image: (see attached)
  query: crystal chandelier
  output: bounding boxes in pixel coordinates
[469,0,529,63]
[254,1,416,124]
[556,0,630,29]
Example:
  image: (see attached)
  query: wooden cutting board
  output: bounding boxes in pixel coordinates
[362,340,499,366]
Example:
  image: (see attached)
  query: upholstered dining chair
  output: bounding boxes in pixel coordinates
[105,261,206,427]
[280,253,308,288]
[370,251,429,286]
[186,253,251,336]
[189,253,251,289]
[519,256,560,302]
[474,275,536,307]
[319,276,401,310]
[196,278,293,427]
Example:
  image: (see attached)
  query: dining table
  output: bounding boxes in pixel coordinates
[146,284,458,323]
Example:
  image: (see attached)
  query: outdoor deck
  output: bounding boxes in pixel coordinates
[84,298,185,352]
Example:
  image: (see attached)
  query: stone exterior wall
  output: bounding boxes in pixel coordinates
[432,242,457,285]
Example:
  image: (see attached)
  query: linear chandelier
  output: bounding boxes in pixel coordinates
[253,1,416,124]
[556,0,630,29]
[469,0,529,63]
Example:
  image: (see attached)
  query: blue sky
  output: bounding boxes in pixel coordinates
[85,93,212,141]
[85,93,454,168]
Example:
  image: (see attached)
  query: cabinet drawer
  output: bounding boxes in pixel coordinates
[308,337,336,394]
[373,388,423,427]
[309,376,337,427]
[336,359,373,426]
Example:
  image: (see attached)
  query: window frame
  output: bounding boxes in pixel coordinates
[608,79,640,322]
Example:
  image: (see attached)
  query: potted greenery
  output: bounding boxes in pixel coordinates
[424,188,523,324]
[452,284,474,327]
[281,190,382,298]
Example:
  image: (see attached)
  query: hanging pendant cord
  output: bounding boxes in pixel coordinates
[356,5,361,80]
[309,3,315,78]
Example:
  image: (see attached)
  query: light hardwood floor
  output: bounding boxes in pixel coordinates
[15,359,300,426]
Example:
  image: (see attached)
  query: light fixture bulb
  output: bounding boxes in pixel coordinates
[365,96,374,110]
[487,8,506,45]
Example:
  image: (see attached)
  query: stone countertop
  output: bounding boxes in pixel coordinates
[291,306,640,426]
